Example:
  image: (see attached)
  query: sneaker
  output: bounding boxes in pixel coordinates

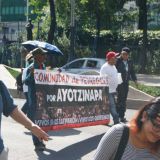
[120,118,128,123]
[35,143,46,151]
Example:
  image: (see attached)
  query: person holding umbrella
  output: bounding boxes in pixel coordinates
[21,53,34,115]
[24,47,47,151]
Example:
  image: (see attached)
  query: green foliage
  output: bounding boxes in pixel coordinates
[130,81,160,97]
[55,34,70,65]
[75,45,92,58]
[5,67,20,79]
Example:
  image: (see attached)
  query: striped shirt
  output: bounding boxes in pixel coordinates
[94,124,160,160]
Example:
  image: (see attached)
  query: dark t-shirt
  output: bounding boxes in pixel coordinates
[0,81,17,153]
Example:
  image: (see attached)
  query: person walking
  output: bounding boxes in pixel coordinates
[94,97,160,160]
[116,47,137,123]
[24,47,47,151]
[21,53,34,115]
[100,51,120,125]
[0,80,49,160]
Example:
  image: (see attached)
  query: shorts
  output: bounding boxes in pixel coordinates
[0,147,9,160]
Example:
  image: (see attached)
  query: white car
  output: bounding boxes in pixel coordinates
[59,58,106,74]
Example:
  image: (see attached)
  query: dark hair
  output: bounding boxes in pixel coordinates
[122,47,130,53]
[129,97,160,152]
[132,97,160,131]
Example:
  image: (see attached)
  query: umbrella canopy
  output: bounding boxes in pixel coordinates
[22,40,63,56]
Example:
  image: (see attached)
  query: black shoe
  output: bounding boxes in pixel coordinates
[35,143,46,151]
[120,118,128,123]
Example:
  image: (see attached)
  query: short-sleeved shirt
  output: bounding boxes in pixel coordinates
[94,124,160,160]
[100,62,119,93]
[0,81,17,154]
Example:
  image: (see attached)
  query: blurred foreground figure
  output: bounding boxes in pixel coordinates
[0,80,49,160]
[94,97,160,160]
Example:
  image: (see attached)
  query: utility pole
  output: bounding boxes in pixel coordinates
[0,0,1,22]
[68,0,75,62]
[26,0,29,21]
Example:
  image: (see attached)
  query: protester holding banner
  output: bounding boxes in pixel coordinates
[0,80,49,160]
[21,53,34,115]
[24,47,47,151]
[100,51,120,125]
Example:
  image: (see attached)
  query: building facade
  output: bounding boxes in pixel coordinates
[0,0,27,42]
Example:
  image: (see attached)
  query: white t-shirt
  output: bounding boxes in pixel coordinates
[22,68,28,93]
[100,62,119,93]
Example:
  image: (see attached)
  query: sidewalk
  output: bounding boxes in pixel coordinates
[137,74,160,86]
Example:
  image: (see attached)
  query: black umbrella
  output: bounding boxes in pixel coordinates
[22,40,63,55]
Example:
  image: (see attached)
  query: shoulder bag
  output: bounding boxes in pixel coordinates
[114,125,129,160]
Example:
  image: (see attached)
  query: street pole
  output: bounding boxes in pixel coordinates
[26,0,29,21]
[68,0,75,62]
[0,0,1,22]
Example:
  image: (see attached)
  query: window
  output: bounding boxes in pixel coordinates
[19,7,24,14]
[10,7,14,14]
[6,7,9,15]
[68,60,85,68]
[86,60,97,68]
[2,8,6,15]
[15,7,19,14]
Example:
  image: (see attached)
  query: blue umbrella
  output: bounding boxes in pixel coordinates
[22,40,63,55]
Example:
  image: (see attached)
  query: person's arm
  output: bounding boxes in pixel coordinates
[10,107,49,141]
[24,66,35,85]
[93,124,123,160]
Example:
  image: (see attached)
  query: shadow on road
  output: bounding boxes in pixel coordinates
[35,133,104,160]
[48,128,81,137]
[24,128,82,137]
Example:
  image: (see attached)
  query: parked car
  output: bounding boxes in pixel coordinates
[58,58,106,74]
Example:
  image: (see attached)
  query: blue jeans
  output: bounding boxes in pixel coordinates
[108,93,119,124]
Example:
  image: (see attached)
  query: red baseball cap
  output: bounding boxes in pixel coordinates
[106,51,119,61]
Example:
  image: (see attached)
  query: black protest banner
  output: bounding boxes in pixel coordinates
[34,70,110,131]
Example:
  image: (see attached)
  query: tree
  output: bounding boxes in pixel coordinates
[136,0,148,73]
[47,0,56,44]
[79,0,127,56]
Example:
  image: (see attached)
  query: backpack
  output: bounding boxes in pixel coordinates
[16,72,23,92]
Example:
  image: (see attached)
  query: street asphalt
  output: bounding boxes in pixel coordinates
[3,98,137,160]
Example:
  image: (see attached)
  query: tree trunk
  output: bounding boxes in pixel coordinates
[94,3,101,58]
[138,0,148,73]
[48,0,56,43]
[47,0,57,68]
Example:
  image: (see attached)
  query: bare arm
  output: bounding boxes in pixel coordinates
[10,107,49,141]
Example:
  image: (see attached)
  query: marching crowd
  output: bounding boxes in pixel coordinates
[0,46,160,160]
